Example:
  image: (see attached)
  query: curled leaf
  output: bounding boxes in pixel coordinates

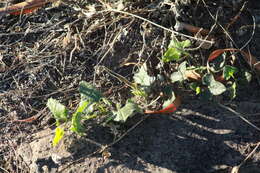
[208,48,260,74]
[70,112,85,134]
[189,82,201,95]
[163,91,176,108]
[145,95,181,114]
[113,100,142,122]
[70,100,90,134]
[185,70,201,81]
[207,52,226,72]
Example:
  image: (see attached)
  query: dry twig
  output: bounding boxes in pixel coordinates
[0,0,57,16]
[218,103,260,132]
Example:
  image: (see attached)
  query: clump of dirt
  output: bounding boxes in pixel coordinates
[1,0,260,173]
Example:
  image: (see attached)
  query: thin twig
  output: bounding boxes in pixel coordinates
[239,12,256,50]
[231,142,260,173]
[218,103,260,132]
[0,167,9,173]
[103,8,214,45]
[201,0,238,49]
[226,2,247,30]
[239,142,260,167]
[69,34,78,63]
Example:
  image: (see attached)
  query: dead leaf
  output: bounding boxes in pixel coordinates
[185,70,201,80]
[208,48,260,74]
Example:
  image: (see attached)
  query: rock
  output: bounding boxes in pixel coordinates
[17,128,56,173]
[17,128,81,173]
[17,127,93,173]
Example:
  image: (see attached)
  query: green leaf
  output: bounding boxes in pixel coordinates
[178,39,191,48]
[70,100,89,134]
[162,39,191,62]
[77,99,91,114]
[195,86,201,95]
[70,112,85,134]
[162,47,182,62]
[170,61,187,83]
[131,88,147,97]
[113,100,142,122]
[189,82,201,95]
[53,126,65,147]
[223,65,238,80]
[202,74,226,95]
[47,98,68,123]
[133,63,156,89]
[168,39,191,49]
[79,81,102,103]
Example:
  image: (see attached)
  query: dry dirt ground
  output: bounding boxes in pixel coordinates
[1,0,260,173]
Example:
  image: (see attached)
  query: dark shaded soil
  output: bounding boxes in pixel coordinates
[71,100,260,173]
[1,0,260,173]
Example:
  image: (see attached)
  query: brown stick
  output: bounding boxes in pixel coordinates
[0,0,57,16]
[175,21,210,36]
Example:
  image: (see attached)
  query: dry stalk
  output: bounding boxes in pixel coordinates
[0,0,57,16]
[231,142,260,173]
[218,103,260,132]
[106,8,215,45]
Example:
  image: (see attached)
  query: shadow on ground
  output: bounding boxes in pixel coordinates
[63,100,260,173]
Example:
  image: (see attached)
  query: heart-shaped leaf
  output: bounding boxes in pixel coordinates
[47,98,68,123]
[202,74,226,95]
[113,100,142,122]
[133,63,156,91]
[162,40,191,62]
[162,47,182,62]
[171,61,187,83]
